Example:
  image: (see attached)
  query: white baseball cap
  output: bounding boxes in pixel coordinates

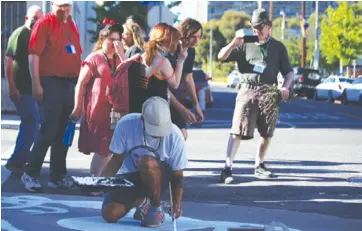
[142,97,172,137]
[53,0,72,6]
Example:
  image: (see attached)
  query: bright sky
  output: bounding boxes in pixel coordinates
[165,0,204,24]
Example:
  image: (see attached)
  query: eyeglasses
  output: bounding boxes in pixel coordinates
[253,24,266,31]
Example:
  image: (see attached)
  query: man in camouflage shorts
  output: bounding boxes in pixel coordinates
[217,8,294,183]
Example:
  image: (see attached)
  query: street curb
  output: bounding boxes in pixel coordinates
[1,123,81,130]
[1,124,20,130]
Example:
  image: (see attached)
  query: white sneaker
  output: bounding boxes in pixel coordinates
[21,173,42,192]
[48,176,76,189]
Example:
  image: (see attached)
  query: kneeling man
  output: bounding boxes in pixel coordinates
[101,96,187,227]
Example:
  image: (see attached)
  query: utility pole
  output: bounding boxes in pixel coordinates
[208,2,213,78]
[301,1,306,67]
[269,1,273,36]
[313,0,319,70]
[280,11,285,40]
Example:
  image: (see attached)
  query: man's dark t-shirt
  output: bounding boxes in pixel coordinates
[224,38,292,85]
[167,47,196,98]
[168,47,195,75]
[5,25,32,94]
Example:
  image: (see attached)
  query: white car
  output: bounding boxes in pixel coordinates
[341,77,362,105]
[313,76,354,103]
[227,70,242,88]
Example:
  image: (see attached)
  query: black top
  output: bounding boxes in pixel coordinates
[224,38,292,85]
[167,47,196,75]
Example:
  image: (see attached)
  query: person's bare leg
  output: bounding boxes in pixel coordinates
[102,197,146,223]
[138,156,162,207]
[221,135,241,184]
[254,136,273,178]
[102,203,128,223]
[225,135,241,168]
[90,153,112,177]
[255,136,271,167]
[181,128,188,141]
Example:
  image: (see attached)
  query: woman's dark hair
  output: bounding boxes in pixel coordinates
[126,15,147,32]
[93,18,123,52]
[96,18,123,39]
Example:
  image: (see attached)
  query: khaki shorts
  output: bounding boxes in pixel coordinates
[230,88,278,140]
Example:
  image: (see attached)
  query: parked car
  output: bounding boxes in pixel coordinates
[227,70,242,88]
[293,67,322,98]
[176,68,214,110]
[341,77,362,105]
[313,76,354,103]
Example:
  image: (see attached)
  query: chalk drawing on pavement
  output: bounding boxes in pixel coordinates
[1,219,25,231]
[2,195,301,231]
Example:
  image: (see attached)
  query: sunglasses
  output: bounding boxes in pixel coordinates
[253,24,266,31]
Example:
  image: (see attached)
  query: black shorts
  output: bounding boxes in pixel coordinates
[171,106,186,130]
[102,163,172,211]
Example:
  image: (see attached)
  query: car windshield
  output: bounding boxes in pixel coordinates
[339,78,354,83]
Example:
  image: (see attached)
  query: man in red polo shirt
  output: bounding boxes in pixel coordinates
[21,0,82,193]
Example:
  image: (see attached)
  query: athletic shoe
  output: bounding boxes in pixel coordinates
[133,198,151,220]
[255,163,274,178]
[48,176,76,189]
[220,167,234,184]
[141,205,165,227]
[21,172,42,193]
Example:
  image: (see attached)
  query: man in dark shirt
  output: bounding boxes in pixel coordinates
[218,8,294,183]
[4,5,43,173]
[168,18,204,140]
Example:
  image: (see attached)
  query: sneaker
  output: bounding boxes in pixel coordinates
[220,167,234,184]
[21,173,42,193]
[141,205,165,227]
[48,176,77,189]
[255,163,273,178]
[133,198,151,220]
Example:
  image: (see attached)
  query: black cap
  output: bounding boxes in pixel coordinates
[250,8,271,27]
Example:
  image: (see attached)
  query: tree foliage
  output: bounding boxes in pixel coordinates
[320,2,362,67]
[89,1,147,42]
[218,11,251,43]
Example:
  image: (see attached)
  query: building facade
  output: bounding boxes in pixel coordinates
[1,1,96,112]
[208,1,339,21]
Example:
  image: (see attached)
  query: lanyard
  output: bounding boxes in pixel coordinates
[102,51,117,76]
[60,21,71,43]
[258,42,269,61]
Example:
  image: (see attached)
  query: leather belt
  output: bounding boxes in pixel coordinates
[239,84,261,90]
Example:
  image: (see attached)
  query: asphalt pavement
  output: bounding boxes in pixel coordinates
[2,83,362,231]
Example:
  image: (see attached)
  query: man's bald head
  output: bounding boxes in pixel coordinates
[25,5,43,29]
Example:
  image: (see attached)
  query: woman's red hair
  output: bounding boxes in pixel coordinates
[144,23,180,66]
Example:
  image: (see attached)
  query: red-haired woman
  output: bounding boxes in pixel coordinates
[131,23,188,112]
[69,19,126,177]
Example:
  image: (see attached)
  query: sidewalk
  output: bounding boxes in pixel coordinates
[1,114,81,130]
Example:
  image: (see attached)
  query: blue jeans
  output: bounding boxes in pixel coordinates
[25,77,76,182]
[6,94,40,167]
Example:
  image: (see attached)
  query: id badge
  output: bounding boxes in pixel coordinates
[253,62,266,74]
[66,43,76,54]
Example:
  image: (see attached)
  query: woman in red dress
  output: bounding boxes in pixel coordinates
[70,20,126,176]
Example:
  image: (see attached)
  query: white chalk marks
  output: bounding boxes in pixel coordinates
[2,195,301,231]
